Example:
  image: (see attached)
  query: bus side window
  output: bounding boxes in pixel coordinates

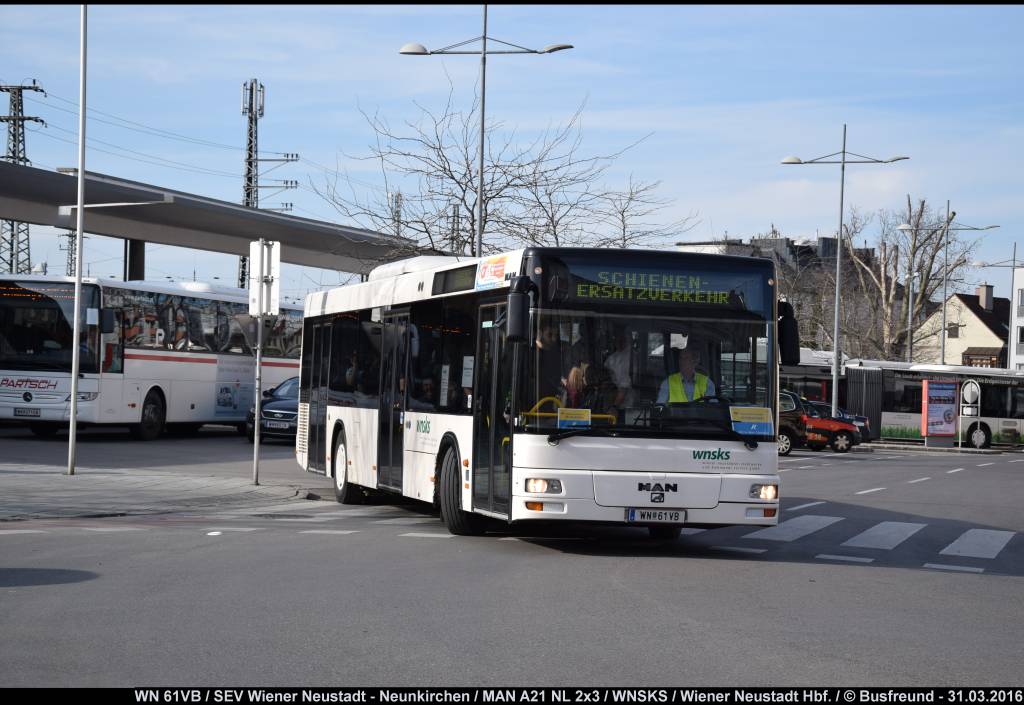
[103,310,123,373]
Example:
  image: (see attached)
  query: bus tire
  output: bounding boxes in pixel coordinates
[130,389,165,441]
[333,432,363,504]
[648,525,682,541]
[777,430,793,456]
[831,431,853,453]
[29,423,59,438]
[439,446,485,536]
[967,423,991,449]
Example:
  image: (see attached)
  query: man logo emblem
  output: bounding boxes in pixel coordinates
[651,493,665,503]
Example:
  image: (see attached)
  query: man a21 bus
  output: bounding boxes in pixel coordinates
[297,248,801,539]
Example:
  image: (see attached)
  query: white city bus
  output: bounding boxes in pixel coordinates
[0,276,302,439]
[297,248,794,538]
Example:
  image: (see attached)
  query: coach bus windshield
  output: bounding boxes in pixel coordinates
[0,281,101,374]
[520,253,775,443]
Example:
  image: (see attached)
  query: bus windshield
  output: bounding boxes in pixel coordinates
[0,281,100,374]
[519,252,775,442]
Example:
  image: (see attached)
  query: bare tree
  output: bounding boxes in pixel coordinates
[842,196,978,360]
[312,81,693,257]
[593,175,700,249]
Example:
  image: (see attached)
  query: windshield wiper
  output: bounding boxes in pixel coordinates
[657,417,759,450]
[546,427,616,445]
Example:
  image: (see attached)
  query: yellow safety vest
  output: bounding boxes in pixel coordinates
[668,372,709,402]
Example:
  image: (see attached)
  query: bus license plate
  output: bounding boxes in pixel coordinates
[626,508,684,524]
[265,421,290,429]
[15,408,40,418]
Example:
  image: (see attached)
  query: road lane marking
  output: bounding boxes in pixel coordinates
[947,468,964,474]
[713,546,766,554]
[1009,459,1024,463]
[81,527,147,532]
[777,468,790,472]
[743,515,843,542]
[939,529,1015,559]
[0,529,47,535]
[372,517,438,525]
[400,532,455,538]
[298,530,360,535]
[786,501,826,512]
[855,488,886,495]
[907,477,931,484]
[203,527,262,532]
[816,554,874,563]
[923,563,984,573]
[976,463,995,467]
[842,521,926,550]
[796,466,815,469]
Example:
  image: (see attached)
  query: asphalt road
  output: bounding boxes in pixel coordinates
[1,431,1022,686]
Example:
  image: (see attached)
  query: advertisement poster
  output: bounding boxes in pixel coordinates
[921,379,957,437]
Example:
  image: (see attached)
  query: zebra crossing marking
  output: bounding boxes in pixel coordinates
[923,563,984,574]
[841,521,926,550]
[939,529,1015,559]
[743,515,843,542]
[816,554,874,564]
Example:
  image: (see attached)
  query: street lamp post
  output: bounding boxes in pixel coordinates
[782,125,908,417]
[906,270,919,362]
[401,6,572,258]
[898,211,998,365]
[970,249,1017,369]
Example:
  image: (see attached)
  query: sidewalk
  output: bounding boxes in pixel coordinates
[0,426,336,521]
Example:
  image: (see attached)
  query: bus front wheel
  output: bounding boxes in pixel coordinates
[332,432,363,504]
[130,390,165,441]
[439,446,485,536]
[967,423,991,449]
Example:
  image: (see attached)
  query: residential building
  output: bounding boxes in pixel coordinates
[914,284,1010,367]
[1009,267,1024,370]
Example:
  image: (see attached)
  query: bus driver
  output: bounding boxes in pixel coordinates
[656,346,715,404]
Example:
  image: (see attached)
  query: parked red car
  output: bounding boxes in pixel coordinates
[778,390,862,455]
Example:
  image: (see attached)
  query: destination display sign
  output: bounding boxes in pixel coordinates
[564,263,768,312]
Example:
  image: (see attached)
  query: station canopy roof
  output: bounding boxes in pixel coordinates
[0,162,426,274]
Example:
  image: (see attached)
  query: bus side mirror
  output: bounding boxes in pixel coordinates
[778,300,800,366]
[101,308,116,335]
[507,276,532,344]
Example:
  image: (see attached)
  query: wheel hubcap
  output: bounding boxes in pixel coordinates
[780,436,790,452]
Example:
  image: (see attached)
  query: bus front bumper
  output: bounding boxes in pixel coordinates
[508,468,780,526]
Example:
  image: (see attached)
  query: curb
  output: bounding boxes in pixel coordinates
[865,442,1003,455]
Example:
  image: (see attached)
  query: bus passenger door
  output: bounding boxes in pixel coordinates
[307,320,332,474]
[377,313,409,491]
[473,303,512,517]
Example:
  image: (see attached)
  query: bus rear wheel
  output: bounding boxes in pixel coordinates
[130,390,165,441]
[967,423,991,449]
[333,433,363,504]
[439,446,485,536]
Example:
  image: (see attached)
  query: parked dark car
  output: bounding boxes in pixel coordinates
[806,401,871,443]
[246,376,299,443]
[778,390,862,455]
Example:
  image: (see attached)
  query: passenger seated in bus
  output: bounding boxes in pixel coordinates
[565,363,587,407]
[581,364,618,416]
[408,378,437,411]
[656,347,716,404]
[535,323,567,402]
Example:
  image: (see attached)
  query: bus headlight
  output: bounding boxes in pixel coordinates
[65,392,98,402]
[749,483,778,501]
[525,478,562,494]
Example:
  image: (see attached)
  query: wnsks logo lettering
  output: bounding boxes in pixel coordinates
[692,448,731,461]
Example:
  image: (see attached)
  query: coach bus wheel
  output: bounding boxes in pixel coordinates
[130,390,165,441]
[333,433,363,504]
[967,423,991,450]
[29,423,60,438]
[831,431,853,453]
[648,525,682,541]
[439,446,485,536]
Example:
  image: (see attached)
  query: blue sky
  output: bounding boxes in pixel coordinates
[2,4,1021,302]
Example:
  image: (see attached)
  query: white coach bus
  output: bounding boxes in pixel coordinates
[297,248,799,538]
[0,276,302,439]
